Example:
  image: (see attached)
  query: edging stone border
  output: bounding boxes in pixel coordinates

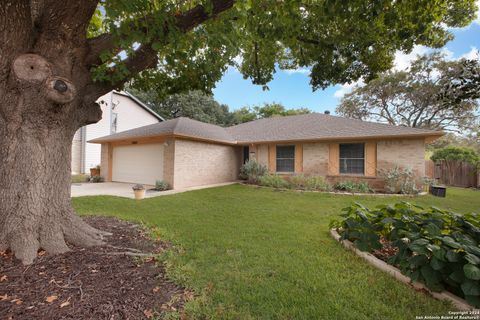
[330,228,478,311]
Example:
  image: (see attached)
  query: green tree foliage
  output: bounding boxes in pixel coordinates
[431,146,479,184]
[231,103,311,124]
[336,52,479,133]
[431,146,479,165]
[89,0,479,100]
[127,89,311,126]
[439,56,480,102]
[130,89,235,126]
[428,133,480,154]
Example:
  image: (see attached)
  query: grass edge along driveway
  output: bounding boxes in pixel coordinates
[73,184,480,319]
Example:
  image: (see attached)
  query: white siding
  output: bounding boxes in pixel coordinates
[84,92,112,172]
[113,93,159,132]
[112,143,164,185]
[72,91,161,173]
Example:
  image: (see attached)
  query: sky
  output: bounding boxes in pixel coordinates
[213,3,480,113]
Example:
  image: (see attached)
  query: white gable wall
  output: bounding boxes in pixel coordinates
[83,92,112,172]
[72,91,161,174]
[113,93,159,132]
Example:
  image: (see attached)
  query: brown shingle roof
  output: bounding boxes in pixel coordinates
[89,117,236,144]
[89,113,443,144]
[227,113,442,143]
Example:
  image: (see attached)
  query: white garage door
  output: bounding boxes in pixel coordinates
[112,143,164,185]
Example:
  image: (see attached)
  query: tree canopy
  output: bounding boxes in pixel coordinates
[128,88,311,126]
[89,0,478,100]
[336,52,479,133]
[431,146,479,165]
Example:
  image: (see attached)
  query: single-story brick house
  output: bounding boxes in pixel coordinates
[90,113,443,190]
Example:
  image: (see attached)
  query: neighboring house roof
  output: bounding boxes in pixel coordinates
[90,113,443,144]
[113,91,165,121]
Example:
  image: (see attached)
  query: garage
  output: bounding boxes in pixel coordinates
[112,143,164,185]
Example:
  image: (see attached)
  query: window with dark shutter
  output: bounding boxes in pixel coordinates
[276,145,295,172]
[339,143,365,175]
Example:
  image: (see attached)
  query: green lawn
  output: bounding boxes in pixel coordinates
[73,185,480,319]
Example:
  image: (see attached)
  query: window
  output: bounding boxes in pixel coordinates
[339,143,365,175]
[243,146,249,164]
[276,145,295,172]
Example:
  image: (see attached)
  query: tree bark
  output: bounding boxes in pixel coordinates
[0,120,109,265]
[0,0,235,265]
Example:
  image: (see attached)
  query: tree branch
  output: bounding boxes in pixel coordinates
[85,0,235,67]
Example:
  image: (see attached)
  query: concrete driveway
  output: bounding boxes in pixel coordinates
[71,181,238,199]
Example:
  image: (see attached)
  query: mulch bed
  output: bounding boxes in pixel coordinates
[0,217,191,320]
[372,237,399,262]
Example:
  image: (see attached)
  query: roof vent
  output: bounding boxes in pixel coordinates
[324,110,331,115]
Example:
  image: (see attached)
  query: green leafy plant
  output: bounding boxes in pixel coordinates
[304,176,332,192]
[132,184,145,191]
[239,160,268,184]
[334,181,371,193]
[380,166,419,195]
[288,174,308,190]
[259,174,289,189]
[155,180,170,191]
[89,175,104,183]
[331,202,480,307]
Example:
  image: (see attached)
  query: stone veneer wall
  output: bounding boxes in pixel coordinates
[172,139,242,189]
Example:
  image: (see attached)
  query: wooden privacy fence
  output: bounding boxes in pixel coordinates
[425,160,479,188]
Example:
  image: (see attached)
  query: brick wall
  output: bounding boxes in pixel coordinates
[172,139,242,189]
[163,138,175,188]
[377,139,425,177]
[100,143,110,181]
[256,144,269,167]
[302,142,329,176]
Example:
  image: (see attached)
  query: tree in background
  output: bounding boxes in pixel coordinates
[431,146,479,184]
[439,55,480,102]
[336,53,479,133]
[130,89,235,126]
[231,103,311,124]
[1,0,477,264]
[128,88,311,126]
[428,132,480,154]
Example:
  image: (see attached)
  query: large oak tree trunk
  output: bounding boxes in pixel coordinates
[0,86,110,265]
[0,1,111,264]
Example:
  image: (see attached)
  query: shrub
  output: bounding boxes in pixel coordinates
[304,176,332,191]
[259,174,289,189]
[132,184,145,191]
[288,174,307,189]
[334,180,371,193]
[331,202,480,307]
[379,166,418,195]
[155,180,170,191]
[89,175,104,183]
[239,160,268,184]
[431,146,480,185]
